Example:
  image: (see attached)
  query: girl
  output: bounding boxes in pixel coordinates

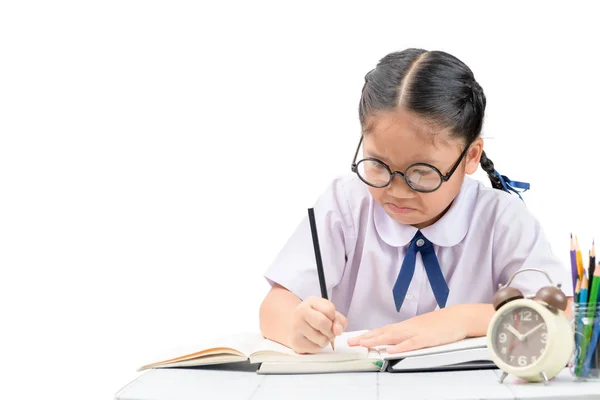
[258,48,573,355]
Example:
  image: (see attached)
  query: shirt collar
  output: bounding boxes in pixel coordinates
[373,177,477,248]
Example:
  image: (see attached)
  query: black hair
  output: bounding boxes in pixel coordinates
[358,48,503,190]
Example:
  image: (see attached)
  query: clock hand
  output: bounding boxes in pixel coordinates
[522,323,544,339]
[506,325,525,341]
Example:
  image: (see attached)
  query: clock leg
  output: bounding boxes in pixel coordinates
[499,371,508,383]
[540,372,549,385]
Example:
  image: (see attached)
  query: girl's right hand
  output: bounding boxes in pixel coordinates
[289,296,348,354]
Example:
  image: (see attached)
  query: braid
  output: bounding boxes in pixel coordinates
[480,151,503,190]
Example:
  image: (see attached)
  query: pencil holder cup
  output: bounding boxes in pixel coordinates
[571,303,600,380]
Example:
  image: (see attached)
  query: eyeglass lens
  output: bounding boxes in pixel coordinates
[356,159,442,191]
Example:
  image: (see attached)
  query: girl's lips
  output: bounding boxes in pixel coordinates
[388,203,416,214]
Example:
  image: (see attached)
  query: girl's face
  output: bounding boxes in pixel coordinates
[362,107,483,229]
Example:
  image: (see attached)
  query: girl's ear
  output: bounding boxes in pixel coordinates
[465,138,483,175]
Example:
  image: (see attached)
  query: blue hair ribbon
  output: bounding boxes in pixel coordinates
[495,171,530,201]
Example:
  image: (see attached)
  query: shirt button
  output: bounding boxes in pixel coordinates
[406,292,414,300]
[416,239,425,247]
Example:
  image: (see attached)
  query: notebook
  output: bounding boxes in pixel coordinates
[138,331,496,374]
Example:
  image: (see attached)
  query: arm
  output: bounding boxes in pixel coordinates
[452,303,495,337]
[347,302,495,353]
[450,295,575,339]
[451,297,575,343]
[259,283,348,353]
[259,283,302,348]
[259,179,355,352]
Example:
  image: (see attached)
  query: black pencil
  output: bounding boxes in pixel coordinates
[307,207,335,350]
[308,208,328,298]
[590,242,596,290]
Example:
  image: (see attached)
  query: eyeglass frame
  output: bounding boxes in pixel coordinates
[350,135,473,193]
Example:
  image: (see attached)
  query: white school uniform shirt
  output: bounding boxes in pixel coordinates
[264,174,573,331]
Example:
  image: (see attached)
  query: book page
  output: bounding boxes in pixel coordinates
[257,354,385,374]
[390,347,493,371]
[138,331,265,370]
[249,330,370,363]
[383,336,487,361]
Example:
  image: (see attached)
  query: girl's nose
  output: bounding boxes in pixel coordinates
[386,175,417,199]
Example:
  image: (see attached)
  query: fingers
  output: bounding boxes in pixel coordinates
[304,308,336,342]
[291,297,350,354]
[333,311,348,336]
[293,334,327,354]
[349,325,413,348]
[386,335,424,354]
[347,327,385,346]
[305,297,348,339]
[346,334,363,346]
[358,327,384,340]
[299,319,332,348]
[309,297,336,321]
[359,332,400,348]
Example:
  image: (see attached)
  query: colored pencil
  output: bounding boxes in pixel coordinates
[571,234,579,296]
[576,235,584,280]
[589,266,600,308]
[575,275,583,367]
[576,271,591,374]
[582,267,600,375]
[583,320,600,376]
[307,207,334,351]
[590,242,596,290]
[596,337,600,376]
[580,270,589,304]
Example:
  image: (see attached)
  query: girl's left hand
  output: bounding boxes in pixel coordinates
[347,304,475,354]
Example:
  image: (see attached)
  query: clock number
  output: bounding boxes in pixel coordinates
[531,355,537,363]
[509,355,515,363]
[501,347,507,354]
[518,310,532,321]
[518,356,527,366]
[498,332,507,343]
[541,332,547,344]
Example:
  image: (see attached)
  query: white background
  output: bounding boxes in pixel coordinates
[1,1,599,399]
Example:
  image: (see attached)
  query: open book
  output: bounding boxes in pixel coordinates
[138,331,495,374]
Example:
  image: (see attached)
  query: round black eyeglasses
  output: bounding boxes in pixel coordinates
[350,136,472,193]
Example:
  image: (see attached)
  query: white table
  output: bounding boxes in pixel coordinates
[114,363,600,400]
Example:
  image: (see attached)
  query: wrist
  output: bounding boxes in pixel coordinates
[451,303,495,337]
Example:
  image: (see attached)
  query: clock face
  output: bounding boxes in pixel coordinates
[491,306,548,368]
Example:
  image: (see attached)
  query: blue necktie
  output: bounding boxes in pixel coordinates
[392,231,449,312]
